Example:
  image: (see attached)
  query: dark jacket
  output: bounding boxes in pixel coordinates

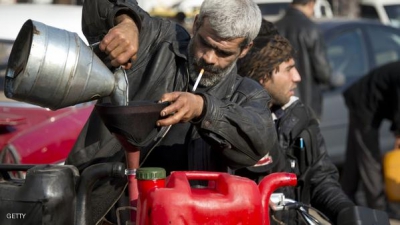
[343,61,400,135]
[66,0,279,224]
[275,7,331,118]
[236,99,354,224]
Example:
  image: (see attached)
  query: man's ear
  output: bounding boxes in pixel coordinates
[239,42,253,59]
[192,15,200,33]
[307,1,316,16]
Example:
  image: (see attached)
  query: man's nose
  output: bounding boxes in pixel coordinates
[292,68,301,83]
[202,50,217,65]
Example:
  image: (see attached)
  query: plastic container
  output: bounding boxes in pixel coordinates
[0,165,78,225]
[136,168,166,225]
[383,149,400,202]
[139,171,263,225]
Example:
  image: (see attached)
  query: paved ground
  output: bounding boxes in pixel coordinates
[0,92,7,101]
[0,92,12,101]
[392,219,400,225]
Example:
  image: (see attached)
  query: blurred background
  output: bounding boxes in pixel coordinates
[0,0,398,25]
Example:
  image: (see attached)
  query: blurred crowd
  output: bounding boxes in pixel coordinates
[0,0,370,19]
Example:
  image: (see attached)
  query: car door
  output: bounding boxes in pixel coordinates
[319,24,370,165]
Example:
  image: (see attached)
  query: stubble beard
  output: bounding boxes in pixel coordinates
[266,80,290,107]
[187,40,236,88]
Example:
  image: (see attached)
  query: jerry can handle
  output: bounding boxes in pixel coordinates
[259,172,297,225]
[166,171,225,191]
[183,171,220,180]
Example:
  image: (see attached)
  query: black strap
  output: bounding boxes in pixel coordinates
[295,126,319,204]
[299,128,313,173]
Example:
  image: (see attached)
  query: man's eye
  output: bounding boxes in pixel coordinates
[217,51,230,57]
[199,37,210,48]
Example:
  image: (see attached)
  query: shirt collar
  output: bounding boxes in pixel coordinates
[271,96,299,121]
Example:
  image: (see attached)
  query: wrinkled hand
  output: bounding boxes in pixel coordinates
[99,14,139,69]
[395,135,400,150]
[157,92,204,126]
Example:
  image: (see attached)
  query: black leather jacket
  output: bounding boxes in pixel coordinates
[343,61,400,135]
[236,99,354,224]
[66,0,279,224]
[278,100,354,224]
[275,7,331,118]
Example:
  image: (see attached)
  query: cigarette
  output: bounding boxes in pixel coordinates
[192,69,204,92]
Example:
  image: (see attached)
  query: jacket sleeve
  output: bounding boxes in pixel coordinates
[81,0,140,43]
[305,27,332,85]
[309,126,355,224]
[391,79,400,135]
[81,0,186,51]
[80,0,190,99]
[195,78,279,169]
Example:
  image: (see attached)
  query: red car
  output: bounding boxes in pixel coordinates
[0,101,93,165]
[0,4,92,170]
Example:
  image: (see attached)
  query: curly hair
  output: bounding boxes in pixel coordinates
[237,34,295,82]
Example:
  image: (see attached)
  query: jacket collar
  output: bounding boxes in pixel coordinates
[285,6,309,20]
[271,96,299,120]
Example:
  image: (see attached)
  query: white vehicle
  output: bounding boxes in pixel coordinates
[0,4,84,42]
[359,0,400,28]
[253,0,333,22]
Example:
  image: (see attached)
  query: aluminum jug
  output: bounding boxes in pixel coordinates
[5,19,128,110]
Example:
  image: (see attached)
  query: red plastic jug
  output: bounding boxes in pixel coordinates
[136,169,297,225]
[139,171,263,225]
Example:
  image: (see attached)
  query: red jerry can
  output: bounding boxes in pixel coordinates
[137,170,263,225]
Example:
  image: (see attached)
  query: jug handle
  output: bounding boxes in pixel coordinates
[167,171,224,189]
[111,67,129,106]
[89,42,130,106]
[170,171,223,189]
[184,171,220,180]
[259,173,297,225]
[89,42,104,58]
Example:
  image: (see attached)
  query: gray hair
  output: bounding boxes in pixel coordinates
[197,0,262,47]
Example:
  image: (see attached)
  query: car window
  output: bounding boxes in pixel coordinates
[320,6,326,16]
[385,5,400,28]
[326,29,368,80]
[360,5,380,21]
[365,26,400,67]
[257,3,289,16]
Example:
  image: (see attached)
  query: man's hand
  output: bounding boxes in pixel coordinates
[157,92,204,126]
[99,14,139,69]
